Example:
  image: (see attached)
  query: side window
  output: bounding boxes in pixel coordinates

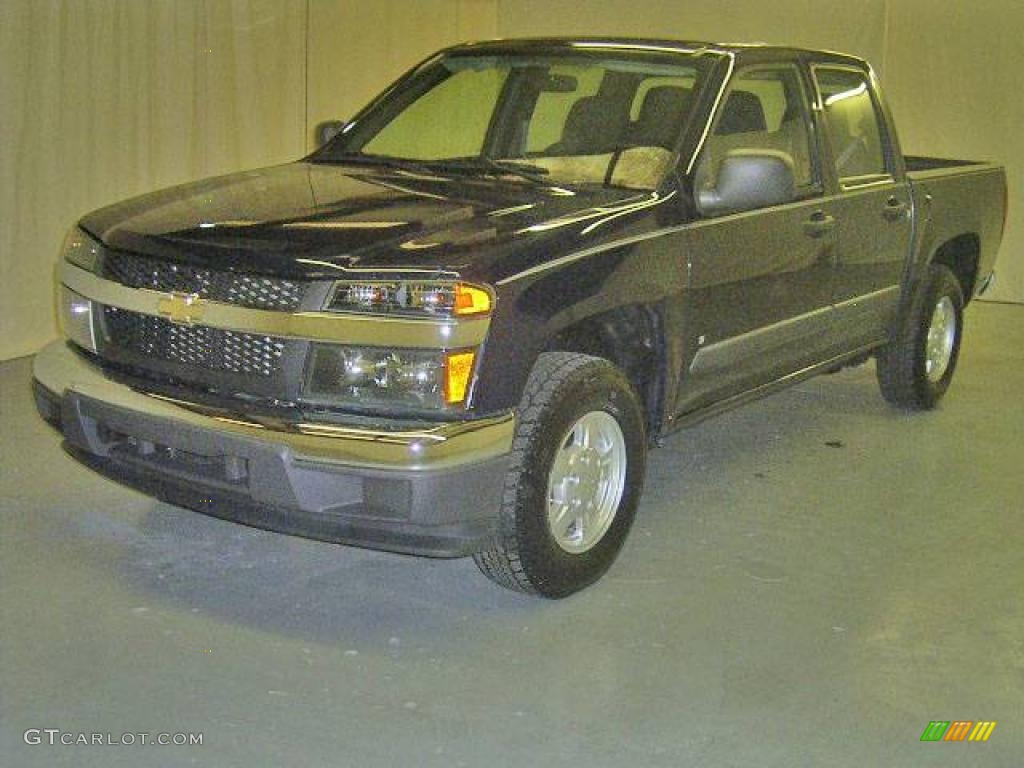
[701,67,817,193]
[814,67,890,182]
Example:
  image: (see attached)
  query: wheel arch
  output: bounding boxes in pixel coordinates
[543,303,667,441]
[929,233,980,305]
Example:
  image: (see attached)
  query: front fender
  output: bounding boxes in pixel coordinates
[471,236,687,432]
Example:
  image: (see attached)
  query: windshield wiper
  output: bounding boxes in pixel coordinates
[425,157,550,185]
[319,153,552,185]
[318,152,428,174]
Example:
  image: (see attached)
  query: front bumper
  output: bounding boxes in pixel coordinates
[33,340,514,557]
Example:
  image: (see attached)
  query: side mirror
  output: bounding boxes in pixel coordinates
[697,149,796,217]
[314,120,347,148]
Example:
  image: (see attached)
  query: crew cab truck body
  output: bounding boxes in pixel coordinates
[33,40,1006,597]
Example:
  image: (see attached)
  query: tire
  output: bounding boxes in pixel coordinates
[876,264,964,410]
[474,352,647,598]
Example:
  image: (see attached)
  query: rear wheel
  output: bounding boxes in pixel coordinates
[474,352,646,598]
[876,264,964,409]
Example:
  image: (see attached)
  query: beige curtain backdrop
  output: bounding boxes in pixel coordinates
[498,0,888,65]
[0,0,497,361]
[882,0,1023,305]
[0,0,1019,361]
[307,0,498,151]
[0,0,307,360]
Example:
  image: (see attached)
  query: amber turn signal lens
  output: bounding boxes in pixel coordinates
[444,350,476,404]
[454,284,492,316]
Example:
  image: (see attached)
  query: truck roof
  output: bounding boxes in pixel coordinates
[446,37,869,69]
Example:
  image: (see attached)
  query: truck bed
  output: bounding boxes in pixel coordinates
[903,157,1006,301]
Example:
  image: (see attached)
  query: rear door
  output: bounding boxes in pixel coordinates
[811,65,913,349]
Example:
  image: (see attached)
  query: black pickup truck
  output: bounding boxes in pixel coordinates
[34,39,1006,597]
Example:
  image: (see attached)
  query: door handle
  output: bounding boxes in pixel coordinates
[803,211,835,238]
[883,197,908,221]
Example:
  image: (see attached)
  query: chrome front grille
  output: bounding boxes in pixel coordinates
[103,307,285,377]
[101,251,304,312]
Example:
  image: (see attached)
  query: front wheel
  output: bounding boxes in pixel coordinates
[474,352,647,598]
[876,264,964,410]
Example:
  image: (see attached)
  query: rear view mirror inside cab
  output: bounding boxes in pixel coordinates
[540,73,579,92]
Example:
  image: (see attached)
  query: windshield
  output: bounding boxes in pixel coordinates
[319,50,710,190]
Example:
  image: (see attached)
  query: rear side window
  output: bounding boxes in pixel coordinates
[814,67,890,183]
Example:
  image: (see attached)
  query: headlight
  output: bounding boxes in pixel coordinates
[61,226,103,272]
[304,344,477,411]
[327,280,492,317]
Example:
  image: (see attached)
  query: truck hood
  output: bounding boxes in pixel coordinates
[80,161,661,282]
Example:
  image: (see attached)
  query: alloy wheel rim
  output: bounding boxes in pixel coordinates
[546,410,627,554]
[925,296,956,383]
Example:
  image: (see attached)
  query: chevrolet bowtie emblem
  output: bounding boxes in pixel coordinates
[157,292,206,325]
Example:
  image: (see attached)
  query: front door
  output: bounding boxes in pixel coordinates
[675,64,837,415]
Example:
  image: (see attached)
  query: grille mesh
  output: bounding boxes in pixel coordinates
[101,251,303,312]
[103,307,285,377]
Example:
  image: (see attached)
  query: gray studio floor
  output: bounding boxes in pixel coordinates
[2,302,1021,767]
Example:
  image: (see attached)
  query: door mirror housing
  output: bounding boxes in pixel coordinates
[314,120,347,148]
[697,149,796,217]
